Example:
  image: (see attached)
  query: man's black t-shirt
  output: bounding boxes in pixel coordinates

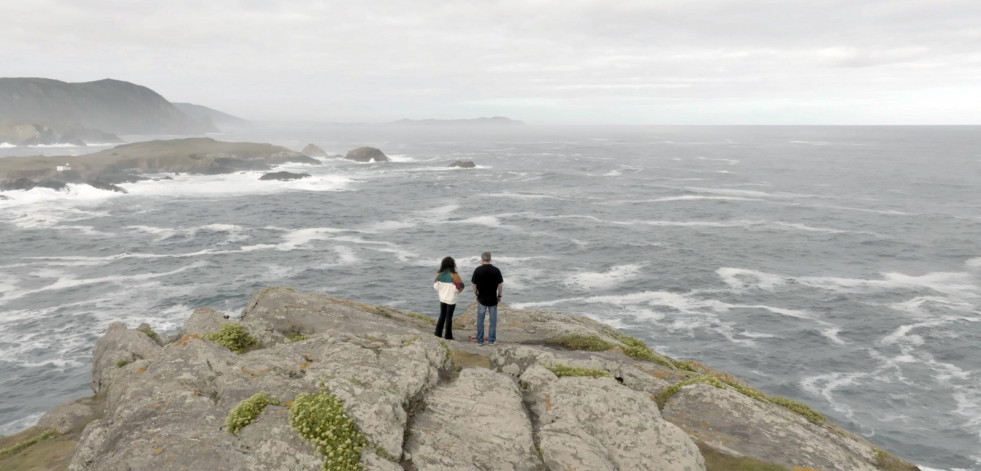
[471,264,504,306]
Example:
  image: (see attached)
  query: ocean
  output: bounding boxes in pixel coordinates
[1,125,979,470]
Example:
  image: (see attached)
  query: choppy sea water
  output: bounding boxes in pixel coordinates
[1,125,979,470]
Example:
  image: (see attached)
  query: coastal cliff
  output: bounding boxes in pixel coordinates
[0,78,216,135]
[1,288,919,471]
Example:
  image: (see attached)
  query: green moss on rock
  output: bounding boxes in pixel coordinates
[407,312,435,324]
[203,323,259,353]
[545,334,614,351]
[615,334,695,371]
[546,363,610,378]
[226,392,278,435]
[289,391,366,471]
[0,429,55,459]
[656,374,827,425]
[136,325,158,341]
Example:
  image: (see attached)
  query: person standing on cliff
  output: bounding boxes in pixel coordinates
[433,256,465,340]
[471,251,504,346]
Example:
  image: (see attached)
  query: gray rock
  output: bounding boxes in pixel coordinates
[662,382,879,471]
[36,396,105,435]
[85,180,127,193]
[90,322,163,394]
[405,367,542,470]
[49,288,915,471]
[301,143,327,157]
[448,160,475,168]
[258,171,310,181]
[344,146,390,162]
[537,376,704,471]
[177,307,227,339]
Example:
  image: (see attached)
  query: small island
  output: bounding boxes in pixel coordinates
[0,137,319,191]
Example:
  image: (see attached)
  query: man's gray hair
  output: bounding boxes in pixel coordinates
[481,252,492,262]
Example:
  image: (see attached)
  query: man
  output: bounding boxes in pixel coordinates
[471,251,504,346]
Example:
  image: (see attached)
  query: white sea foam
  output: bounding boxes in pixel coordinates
[333,246,359,265]
[0,412,43,435]
[804,272,978,297]
[717,267,788,291]
[486,192,559,200]
[614,218,864,235]
[362,220,418,232]
[456,216,504,227]
[0,142,15,148]
[719,267,979,299]
[604,195,764,205]
[684,186,820,200]
[0,185,121,213]
[821,326,846,345]
[966,258,981,269]
[126,223,250,242]
[801,371,865,419]
[565,264,643,290]
[240,227,350,252]
[789,140,832,146]
[698,157,740,165]
[0,262,206,304]
[121,171,352,197]
[419,204,459,219]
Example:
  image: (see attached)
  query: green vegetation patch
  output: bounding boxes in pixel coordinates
[407,312,435,325]
[698,442,788,471]
[289,391,366,471]
[615,334,696,371]
[203,323,259,353]
[226,392,279,435]
[438,340,451,363]
[873,448,919,471]
[0,428,75,471]
[546,363,610,378]
[545,334,614,352]
[137,325,158,341]
[116,359,130,368]
[656,374,826,425]
[288,334,310,343]
[0,429,55,459]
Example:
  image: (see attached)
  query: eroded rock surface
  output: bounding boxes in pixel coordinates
[42,288,916,471]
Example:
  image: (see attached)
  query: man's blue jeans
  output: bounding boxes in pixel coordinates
[476,303,497,344]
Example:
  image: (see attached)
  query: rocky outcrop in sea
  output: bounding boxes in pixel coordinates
[302,143,328,157]
[344,147,390,162]
[3,288,919,471]
[0,138,320,192]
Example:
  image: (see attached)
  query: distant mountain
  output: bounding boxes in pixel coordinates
[0,78,217,135]
[389,117,525,126]
[173,102,249,129]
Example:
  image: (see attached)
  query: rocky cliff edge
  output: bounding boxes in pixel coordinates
[2,288,919,471]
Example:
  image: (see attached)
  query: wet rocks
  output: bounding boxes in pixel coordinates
[258,171,310,181]
[344,146,389,162]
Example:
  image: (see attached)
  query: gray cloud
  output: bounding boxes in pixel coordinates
[2,0,980,124]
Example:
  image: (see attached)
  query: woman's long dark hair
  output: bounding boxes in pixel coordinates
[438,256,457,274]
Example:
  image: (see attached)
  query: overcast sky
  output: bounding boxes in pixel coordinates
[4,0,980,124]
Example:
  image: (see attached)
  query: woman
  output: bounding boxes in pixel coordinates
[433,256,465,340]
